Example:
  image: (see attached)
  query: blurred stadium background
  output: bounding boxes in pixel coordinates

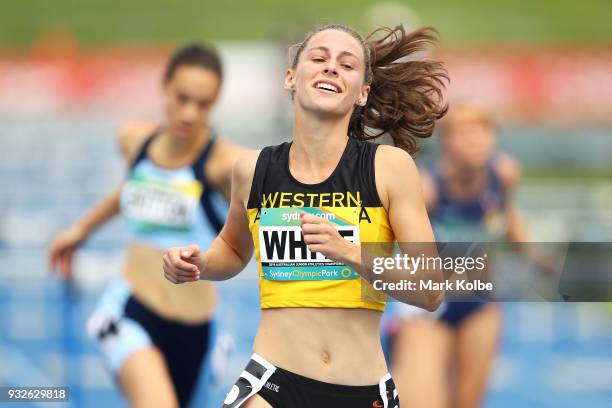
[1,1,611,407]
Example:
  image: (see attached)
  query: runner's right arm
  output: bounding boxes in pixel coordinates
[163,150,259,283]
[48,122,156,277]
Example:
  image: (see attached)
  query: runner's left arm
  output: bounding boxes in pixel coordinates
[495,154,530,243]
[301,145,443,311]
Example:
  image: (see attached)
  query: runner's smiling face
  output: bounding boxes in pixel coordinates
[285,29,370,118]
[164,65,221,140]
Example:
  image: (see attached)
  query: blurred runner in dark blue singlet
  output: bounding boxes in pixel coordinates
[386,104,529,408]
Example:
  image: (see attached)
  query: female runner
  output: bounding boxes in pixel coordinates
[388,104,529,408]
[163,24,447,407]
[49,44,242,408]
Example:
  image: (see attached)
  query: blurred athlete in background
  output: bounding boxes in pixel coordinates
[49,43,242,408]
[387,104,529,408]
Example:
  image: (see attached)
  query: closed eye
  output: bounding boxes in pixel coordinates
[177,93,190,104]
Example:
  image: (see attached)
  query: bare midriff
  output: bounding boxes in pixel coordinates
[253,307,387,385]
[123,241,216,324]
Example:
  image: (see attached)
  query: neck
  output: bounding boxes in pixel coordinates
[290,108,352,172]
[159,127,208,156]
[442,158,485,187]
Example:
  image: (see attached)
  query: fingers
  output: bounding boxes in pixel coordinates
[300,212,324,225]
[48,243,64,271]
[303,232,327,245]
[48,251,59,272]
[301,220,333,245]
[163,255,199,278]
[164,269,178,284]
[163,257,199,282]
[49,250,72,278]
[163,248,201,284]
[306,243,324,253]
[163,261,197,284]
[300,223,327,235]
[48,237,75,278]
[59,252,72,278]
[166,253,198,274]
[180,244,201,259]
[168,247,199,269]
[299,213,351,262]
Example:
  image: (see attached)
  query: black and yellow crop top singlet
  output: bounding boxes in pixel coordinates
[247,138,395,311]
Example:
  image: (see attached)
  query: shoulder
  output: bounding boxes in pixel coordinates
[117,122,159,162]
[375,144,419,176]
[232,149,262,185]
[374,145,421,208]
[206,137,246,173]
[231,149,261,205]
[211,137,243,157]
[493,153,522,189]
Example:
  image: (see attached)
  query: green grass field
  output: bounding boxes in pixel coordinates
[2,0,611,49]
[524,168,612,182]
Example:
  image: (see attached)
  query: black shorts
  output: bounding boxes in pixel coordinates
[222,353,399,408]
[439,301,487,327]
[87,279,214,408]
[124,295,212,407]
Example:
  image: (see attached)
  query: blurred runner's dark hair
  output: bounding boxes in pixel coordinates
[164,43,223,83]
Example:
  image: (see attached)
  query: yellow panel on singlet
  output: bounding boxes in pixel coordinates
[248,205,394,311]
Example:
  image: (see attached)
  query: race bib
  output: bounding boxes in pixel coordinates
[121,177,202,229]
[258,207,360,281]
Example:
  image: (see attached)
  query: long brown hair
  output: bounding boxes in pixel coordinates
[290,24,448,155]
